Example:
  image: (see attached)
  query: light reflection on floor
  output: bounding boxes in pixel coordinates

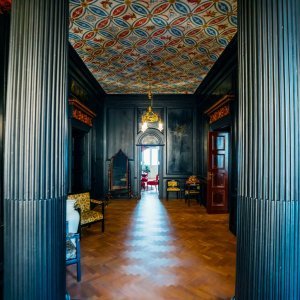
[67,189,236,299]
[122,191,180,286]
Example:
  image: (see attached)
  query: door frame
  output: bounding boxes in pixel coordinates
[137,145,163,198]
[207,130,230,213]
[69,120,92,193]
[136,129,164,199]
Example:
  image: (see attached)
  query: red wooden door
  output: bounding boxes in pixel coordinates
[207,132,229,214]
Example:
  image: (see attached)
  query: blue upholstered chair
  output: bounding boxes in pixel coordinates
[66,222,81,281]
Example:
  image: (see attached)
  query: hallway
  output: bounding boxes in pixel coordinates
[67,193,236,300]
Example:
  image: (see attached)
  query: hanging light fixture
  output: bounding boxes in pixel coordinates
[141,61,163,132]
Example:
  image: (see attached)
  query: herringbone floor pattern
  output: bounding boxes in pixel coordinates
[67,191,236,300]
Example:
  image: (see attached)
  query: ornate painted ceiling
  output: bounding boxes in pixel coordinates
[69,0,237,94]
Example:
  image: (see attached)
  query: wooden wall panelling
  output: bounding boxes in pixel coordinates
[69,45,105,106]
[68,118,72,193]
[229,99,238,234]
[84,131,92,191]
[69,45,105,197]
[104,95,198,198]
[132,107,138,197]
[106,108,135,160]
[195,35,237,98]
[91,106,105,199]
[105,107,135,196]
[104,94,197,107]
[191,107,198,177]
[196,36,238,233]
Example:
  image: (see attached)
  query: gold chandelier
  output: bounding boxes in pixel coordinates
[141,62,163,132]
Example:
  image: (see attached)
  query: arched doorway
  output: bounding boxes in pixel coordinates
[136,129,164,199]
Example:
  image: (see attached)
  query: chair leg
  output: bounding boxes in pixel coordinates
[167,192,168,200]
[101,219,105,232]
[77,260,81,282]
[78,226,82,240]
[76,235,81,282]
[101,202,105,232]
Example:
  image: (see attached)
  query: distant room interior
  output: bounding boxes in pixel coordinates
[1,1,299,299]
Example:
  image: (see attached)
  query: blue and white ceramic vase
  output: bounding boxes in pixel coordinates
[66,199,80,234]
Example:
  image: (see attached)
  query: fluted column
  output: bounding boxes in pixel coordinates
[237,0,300,299]
[4,0,68,299]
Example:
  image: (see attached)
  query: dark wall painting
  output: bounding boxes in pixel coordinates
[167,108,193,175]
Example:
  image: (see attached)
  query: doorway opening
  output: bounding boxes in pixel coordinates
[71,127,91,193]
[140,146,160,195]
[136,128,164,199]
[72,128,85,192]
[207,123,237,234]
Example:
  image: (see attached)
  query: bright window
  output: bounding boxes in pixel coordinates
[151,148,158,165]
[143,147,159,166]
[144,148,151,165]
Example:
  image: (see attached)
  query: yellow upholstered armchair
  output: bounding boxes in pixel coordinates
[166,180,181,199]
[67,192,105,235]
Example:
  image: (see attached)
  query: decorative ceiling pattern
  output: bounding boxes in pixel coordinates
[69,0,237,94]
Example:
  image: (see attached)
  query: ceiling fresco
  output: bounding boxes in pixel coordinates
[69,0,237,94]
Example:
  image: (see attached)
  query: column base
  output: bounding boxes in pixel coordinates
[236,196,300,299]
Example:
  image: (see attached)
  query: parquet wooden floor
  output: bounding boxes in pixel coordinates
[67,191,236,300]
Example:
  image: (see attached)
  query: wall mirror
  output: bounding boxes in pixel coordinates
[109,150,131,198]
